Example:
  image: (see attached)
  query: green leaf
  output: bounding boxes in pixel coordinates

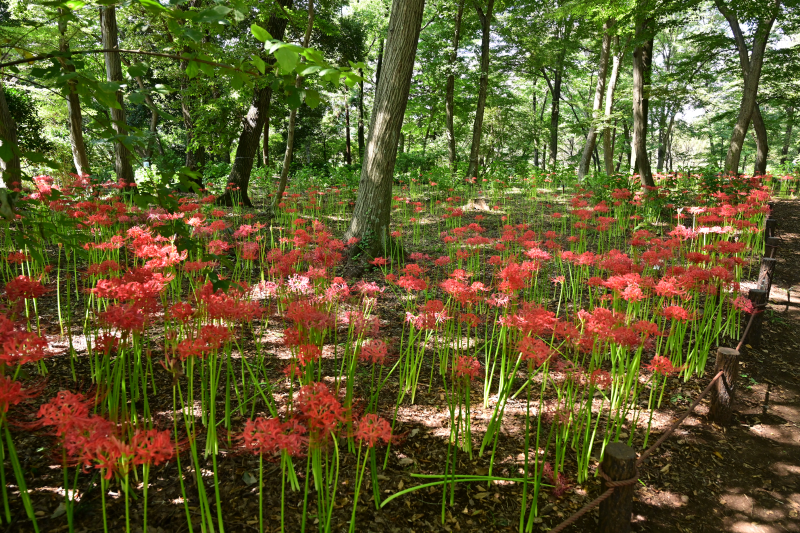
[0,140,14,162]
[299,65,322,76]
[185,61,200,79]
[251,55,266,74]
[274,48,299,74]
[128,62,149,78]
[198,62,215,77]
[287,88,302,109]
[98,81,121,93]
[196,5,231,24]
[304,89,320,108]
[251,24,272,42]
[183,27,203,42]
[129,91,146,105]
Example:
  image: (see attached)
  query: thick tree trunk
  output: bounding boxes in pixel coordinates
[632,17,654,187]
[603,36,623,175]
[344,0,425,256]
[445,0,465,176]
[218,0,291,206]
[345,95,352,164]
[714,0,778,174]
[272,0,314,211]
[57,11,90,177]
[100,6,135,189]
[752,105,768,175]
[781,106,794,166]
[358,68,365,160]
[578,19,612,181]
[0,82,20,188]
[466,0,494,180]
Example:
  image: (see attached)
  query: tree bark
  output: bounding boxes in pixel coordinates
[780,106,794,166]
[358,68,365,160]
[57,10,90,177]
[218,0,291,206]
[752,105,768,175]
[0,82,20,187]
[272,0,314,211]
[445,0,465,176]
[344,0,425,256]
[603,36,624,175]
[100,6,135,189]
[656,111,675,172]
[632,17,654,187]
[545,20,572,170]
[262,109,270,167]
[345,93,352,164]
[714,0,779,174]
[578,19,612,181]
[466,0,494,180]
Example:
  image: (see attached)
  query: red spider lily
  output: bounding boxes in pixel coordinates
[38,391,92,436]
[4,275,47,301]
[518,337,553,368]
[5,251,31,265]
[343,311,380,338]
[459,313,480,327]
[241,417,306,457]
[0,375,36,413]
[662,306,691,321]
[295,383,346,444]
[454,355,481,380]
[169,302,195,323]
[646,356,682,375]
[297,344,322,366]
[732,295,755,314]
[131,429,174,466]
[94,333,120,355]
[354,414,392,448]
[99,302,148,333]
[589,369,612,389]
[359,340,387,365]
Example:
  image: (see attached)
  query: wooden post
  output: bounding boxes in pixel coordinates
[765,237,780,259]
[746,289,768,347]
[756,257,777,294]
[598,442,636,533]
[710,347,739,425]
[764,218,777,240]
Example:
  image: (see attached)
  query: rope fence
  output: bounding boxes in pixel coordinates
[547,213,778,532]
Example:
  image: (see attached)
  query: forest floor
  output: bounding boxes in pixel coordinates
[3,196,800,533]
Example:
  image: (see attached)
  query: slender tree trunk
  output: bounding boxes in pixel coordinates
[781,106,795,166]
[545,20,572,170]
[714,0,779,174]
[657,111,675,172]
[752,105,768,174]
[398,132,405,155]
[422,102,437,157]
[358,68,365,159]
[272,0,314,211]
[602,36,623,175]
[445,0,465,176]
[620,119,630,173]
[375,38,385,88]
[632,17,654,187]
[219,0,291,206]
[57,10,90,177]
[0,83,17,219]
[344,0,425,256]
[262,109,270,167]
[100,6,134,189]
[345,94,352,164]
[466,0,494,180]
[578,19,612,181]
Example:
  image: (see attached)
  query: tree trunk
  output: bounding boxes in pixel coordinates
[780,106,794,166]
[343,0,425,256]
[399,132,405,155]
[422,102,437,157]
[657,111,675,172]
[619,119,630,173]
[218,0,291,206]
[272,0,315,211]
[0,82,20,187]
[752,104,768,174]
[546,20,572,170]
[603,36,623,175]
[262,108,270,167]
[578,19,612,181]
[100,6,135,189]
[632,17,654,187]
[358,68,365,160]
[57,10,90,177]
[345,93,352,164]
[714,0,779,174]
[375,38,385,88]
[466,0,494,180]
[445,0,465,176]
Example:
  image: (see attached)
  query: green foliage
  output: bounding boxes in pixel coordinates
[3,86,53,154]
